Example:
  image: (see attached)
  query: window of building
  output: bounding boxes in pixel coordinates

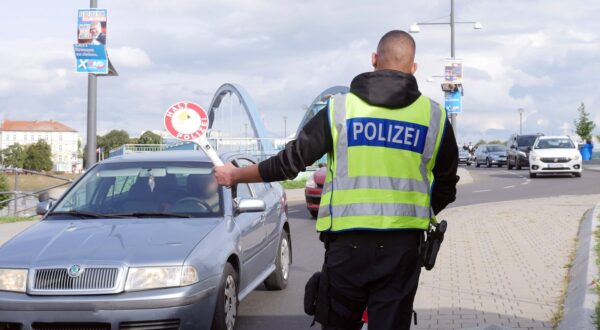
[13,134,16,140]
[59,134,62,140]
[59,145,62,151]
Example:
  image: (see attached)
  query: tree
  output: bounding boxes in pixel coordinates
[97,130,130,159]
[2,143,26,168]
[23,140,53,171]
[137,131,162,145]
[0,174,9,210]
[488,139,506,145]
[574,103,596,142]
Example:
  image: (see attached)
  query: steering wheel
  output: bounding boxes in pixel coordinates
[171,197,213,212]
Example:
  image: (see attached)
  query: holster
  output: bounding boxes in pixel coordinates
[421,220,447,270]
[304,233,331,326]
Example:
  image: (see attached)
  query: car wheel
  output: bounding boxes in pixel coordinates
[467,162,471,166]
[475,160,480,167]
[486,158,492,168]
[516,159,522,170]
[212,263,238,330]
[529,172,537,178]
[309,210,318,219]
[264,231,291,290]
[508,161,513,170]
[574,172,582,178]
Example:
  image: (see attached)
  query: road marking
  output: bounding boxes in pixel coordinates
[503,185,516,189]
[473,189,492,193]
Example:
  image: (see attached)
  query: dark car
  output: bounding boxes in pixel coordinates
[474,144,507,167]
[304,166,327,218]
[507,134,543,170]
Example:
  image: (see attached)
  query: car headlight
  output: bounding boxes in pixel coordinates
[573,154,581,160]
[305,178,317,189]
[0,269,28,292]
[125,266,199,291]
[530,153,539,161]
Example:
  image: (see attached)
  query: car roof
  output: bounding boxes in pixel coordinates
[537,135,571,140]
[100,150,255,164]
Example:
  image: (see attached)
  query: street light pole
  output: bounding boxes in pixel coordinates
[85,0,98,169]
[518,108,524,134]
[283,116,287,140]
[449,0,457,135]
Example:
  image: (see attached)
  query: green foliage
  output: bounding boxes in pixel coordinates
[137,131,162,145]
[97,130,130,159]
[280,178,307,189]
[1,143,26,168]
[0,216,36,223]
[574,103,596,141]
[488,139,506,145]
[0,174,10,210]
[23,140,53,171]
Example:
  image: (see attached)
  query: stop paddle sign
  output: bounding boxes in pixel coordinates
[164,101,224,166]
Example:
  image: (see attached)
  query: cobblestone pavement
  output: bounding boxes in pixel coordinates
[412,194,600,329]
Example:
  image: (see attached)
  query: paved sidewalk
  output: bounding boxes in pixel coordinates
[413,194,600,329]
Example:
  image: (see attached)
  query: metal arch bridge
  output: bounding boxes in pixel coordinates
[205,83,349,158]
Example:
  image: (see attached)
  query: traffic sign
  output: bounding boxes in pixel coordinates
[164,101,223,166]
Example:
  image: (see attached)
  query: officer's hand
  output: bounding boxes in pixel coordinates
[213,163,238,187]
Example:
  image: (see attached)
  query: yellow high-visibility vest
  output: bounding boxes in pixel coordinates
[316,92,447,232]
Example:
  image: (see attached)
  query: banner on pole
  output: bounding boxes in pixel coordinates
[444,90,462,114]
[74,9,109,74]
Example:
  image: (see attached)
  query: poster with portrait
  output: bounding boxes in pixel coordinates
[74,9,108,74]
[444,59,463,85]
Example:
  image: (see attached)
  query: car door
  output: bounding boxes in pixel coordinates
[249,181,280,268]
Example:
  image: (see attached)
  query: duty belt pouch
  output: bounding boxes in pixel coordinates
[304,271,320,315]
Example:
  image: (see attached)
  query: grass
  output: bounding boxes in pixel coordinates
[0,216,39,223]
[551,213,586,327]
[280,178,307,189]
[3,173,79,192]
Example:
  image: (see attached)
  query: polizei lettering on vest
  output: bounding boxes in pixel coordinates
[347,117,428,154]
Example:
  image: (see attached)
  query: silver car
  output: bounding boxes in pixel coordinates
[0,151,291,330]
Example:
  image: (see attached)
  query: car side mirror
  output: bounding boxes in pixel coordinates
[36,200,53,215]
[510,145,516,149]
[236,198,266,214]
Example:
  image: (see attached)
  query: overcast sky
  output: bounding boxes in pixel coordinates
[1,0,599,145]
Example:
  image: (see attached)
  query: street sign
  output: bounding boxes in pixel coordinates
[164,101,224,166]
[74,9,109,74]
[444,90,462,114]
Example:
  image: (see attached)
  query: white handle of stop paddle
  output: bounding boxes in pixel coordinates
[196,134,224,166]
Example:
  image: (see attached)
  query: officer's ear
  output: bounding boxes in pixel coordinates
[372,52,378,70]
[411,62,418,74]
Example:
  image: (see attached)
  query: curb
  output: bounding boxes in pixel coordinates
[558,202,600,329]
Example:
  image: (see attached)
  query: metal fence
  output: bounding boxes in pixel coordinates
[0,169,73,218]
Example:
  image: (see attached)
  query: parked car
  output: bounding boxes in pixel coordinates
[458,149,473,166]
[507,133,543,170]
[528,136,582,178]
[0,151,291,330]
[474,144,507,167]
[305,165,327,218]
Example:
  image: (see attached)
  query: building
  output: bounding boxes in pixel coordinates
[0,120,82,173]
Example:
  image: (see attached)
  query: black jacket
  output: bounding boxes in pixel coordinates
[258,70,459,214]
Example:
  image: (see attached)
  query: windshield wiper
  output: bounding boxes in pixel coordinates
[47,211,125,219]
[107,212,192,218]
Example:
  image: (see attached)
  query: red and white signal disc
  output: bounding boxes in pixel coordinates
[164,101,209,141]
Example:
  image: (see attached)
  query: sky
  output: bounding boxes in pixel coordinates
[1,0,600,145]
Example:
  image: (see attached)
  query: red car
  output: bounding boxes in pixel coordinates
[304,166,327,218]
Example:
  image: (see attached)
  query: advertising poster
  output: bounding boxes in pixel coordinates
[445,90,462,114]
[444,59,463,85]
[74,9,108,74]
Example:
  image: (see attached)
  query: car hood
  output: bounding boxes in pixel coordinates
[531,149,579,158]
[0,218,220,268]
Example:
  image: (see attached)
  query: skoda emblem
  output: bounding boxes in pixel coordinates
[68,264,83,278]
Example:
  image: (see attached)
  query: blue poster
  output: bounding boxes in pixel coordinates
[74,44,108,74]
[445,90,462,114]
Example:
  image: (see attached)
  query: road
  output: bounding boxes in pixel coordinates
[237,166,600,329]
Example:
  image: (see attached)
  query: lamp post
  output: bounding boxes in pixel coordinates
[283,116,288,140]
[409,0,482,138]
[517,108,524,134]
[85,0,98,169]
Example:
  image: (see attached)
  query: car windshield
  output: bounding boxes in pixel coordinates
[487,145,506,152]
[51,161,223,219]
[517,135,538,146]
[535,138,575,149]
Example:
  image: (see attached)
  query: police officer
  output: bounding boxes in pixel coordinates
[214,30,458,330]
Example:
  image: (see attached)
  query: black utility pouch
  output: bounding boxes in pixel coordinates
[422,220,447,270]
[304,271,321,315]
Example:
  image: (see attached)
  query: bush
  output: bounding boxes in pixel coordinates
[0,174,10,210]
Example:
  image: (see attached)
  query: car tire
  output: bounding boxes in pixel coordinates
[309,210,318,219]
[508,160,513,170]
[467,162,471,166]
[529,172,537,178]
[516,159,522,170]
[574,172,582,178]
[486,158,492,168]
[476,160,480,167]
[212,263,238,330]
[264,231,291,290]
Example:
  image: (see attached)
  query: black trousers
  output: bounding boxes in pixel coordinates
[322,230,422,330]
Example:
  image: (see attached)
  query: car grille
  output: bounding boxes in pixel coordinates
[33,267,119,291]
[540,157,570,163]
[32,323,109,330]
[119,320,180,330]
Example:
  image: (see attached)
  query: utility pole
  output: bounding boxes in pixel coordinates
[518,108,524,134]
[85,0,98,169]
[283,116,288,140]
[450,0,457,134]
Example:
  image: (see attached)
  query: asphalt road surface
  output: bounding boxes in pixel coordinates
[237,166,600,329]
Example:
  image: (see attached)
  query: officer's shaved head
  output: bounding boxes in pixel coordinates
[372,30,417,74]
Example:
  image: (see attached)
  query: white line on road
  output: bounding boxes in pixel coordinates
[503,185,516,189]
[473,189,492,193]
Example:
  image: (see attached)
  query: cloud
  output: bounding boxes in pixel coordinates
[109,47,152,68]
